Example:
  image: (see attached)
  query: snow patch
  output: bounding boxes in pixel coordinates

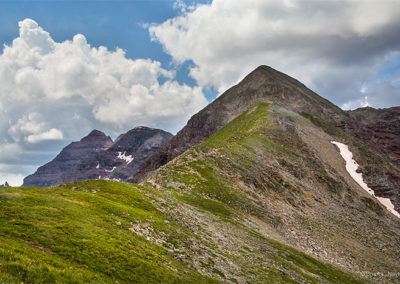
[105,166,117,173]
[96,162,100,169]
[331,141,400,218]
[117,151,134,164]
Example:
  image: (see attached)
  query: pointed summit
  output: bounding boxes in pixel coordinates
[80,130,113,147]
[88,129,107,137]
[23,129,114,187]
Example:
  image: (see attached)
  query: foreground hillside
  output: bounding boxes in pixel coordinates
[0,181,213,283]
[1,181,364,282]
[3,105,397,283]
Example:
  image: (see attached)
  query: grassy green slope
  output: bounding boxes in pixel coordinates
[0,179,364,283]
[0,103,382,283]
[0,181,215,283]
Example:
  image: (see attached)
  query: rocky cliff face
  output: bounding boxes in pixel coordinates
[23,127,172,187]
[346,106,400,165]
[341,107,400,209]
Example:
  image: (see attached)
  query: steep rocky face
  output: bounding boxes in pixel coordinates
[64,127,172,182]
[340,107,400,209]
[346,106,400,165]
[23,130,113,187]
[23,127,172,187]
[133,65,348,182]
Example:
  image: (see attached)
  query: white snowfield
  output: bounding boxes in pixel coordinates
[117,152,134,164]
[331,141,400,218]
[96,162,100,169]
[105,166,117,173]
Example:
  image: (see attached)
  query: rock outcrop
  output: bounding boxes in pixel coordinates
[346,106,400,165]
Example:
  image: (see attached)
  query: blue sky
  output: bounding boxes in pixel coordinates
[0,0,208,92]
[0,0,399,185]
[1,1,176,57]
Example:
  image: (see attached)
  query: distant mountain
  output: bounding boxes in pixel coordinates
[23,130,113,187]
[23,127,172,187]
[62,127,173,182]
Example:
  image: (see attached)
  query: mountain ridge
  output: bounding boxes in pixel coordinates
[133,66,398,204]
[346,106,400,165]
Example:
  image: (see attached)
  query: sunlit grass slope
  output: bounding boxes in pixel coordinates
[0,181,215,283]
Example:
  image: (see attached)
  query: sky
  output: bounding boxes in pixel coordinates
[0,0,399,186]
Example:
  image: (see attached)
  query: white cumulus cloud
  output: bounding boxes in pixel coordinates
[150,0,400,108]
[0,18,208,184]
[26,128,64,143]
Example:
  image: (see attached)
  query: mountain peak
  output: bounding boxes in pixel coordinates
[133,126,151,130]
[253,64,275,73]
[133,65,345,182]
[24,129,113,187]
[242,65,303,86]
[80,130,113,144]
[87,129,107,137]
